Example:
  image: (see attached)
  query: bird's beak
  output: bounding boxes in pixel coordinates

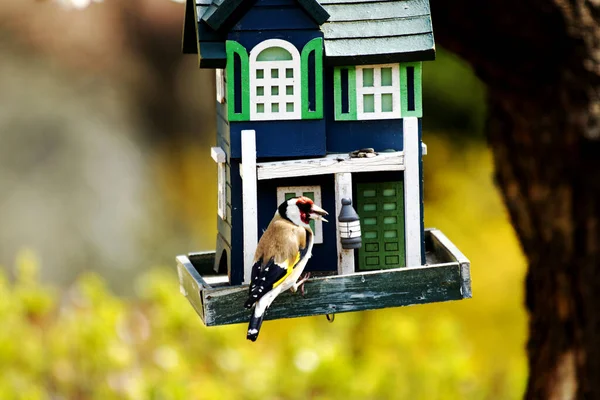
[310,204,329,223]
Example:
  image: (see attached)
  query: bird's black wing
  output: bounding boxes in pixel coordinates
[243,232,313,309]
[244,257,291,309]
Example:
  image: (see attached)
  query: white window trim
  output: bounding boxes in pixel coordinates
[356,63,401,120]
[276,186,323,244]
[215,69,225,104]
[211,147,227,221]
[249,39,301,121]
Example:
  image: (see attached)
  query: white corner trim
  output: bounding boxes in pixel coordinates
[256,151,404,180]
[276,186,323,244]
[335,173,355,275]
[241,130,258,284]
[403,117,422,267]
[211,147,226,163]
[215,69,225,104]
[217,163,226,221]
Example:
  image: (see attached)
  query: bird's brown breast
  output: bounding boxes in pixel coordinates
[253,216,307,266]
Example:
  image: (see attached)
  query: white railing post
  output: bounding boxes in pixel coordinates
[335,172,355,275]
[241,130,258,283]
[403,117,422,267]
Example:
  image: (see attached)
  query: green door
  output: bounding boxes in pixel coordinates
[356,181,405,270]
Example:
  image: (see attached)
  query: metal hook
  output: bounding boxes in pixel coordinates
[326,313,335,323]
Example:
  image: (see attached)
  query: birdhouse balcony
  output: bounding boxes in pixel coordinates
[177,229,471,326]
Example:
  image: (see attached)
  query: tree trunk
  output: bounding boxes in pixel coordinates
[431,1,600,398]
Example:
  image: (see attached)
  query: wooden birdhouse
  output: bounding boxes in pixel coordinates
[177,0,472,326]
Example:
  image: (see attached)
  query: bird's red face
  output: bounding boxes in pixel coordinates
[295,196,315,225]
[295,196,329,225]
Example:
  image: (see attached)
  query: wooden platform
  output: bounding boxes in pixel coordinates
[176,229,471,326]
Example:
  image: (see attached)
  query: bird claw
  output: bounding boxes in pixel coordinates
[292,272,311,296]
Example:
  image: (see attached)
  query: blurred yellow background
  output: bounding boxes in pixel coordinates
[0,0,527,398]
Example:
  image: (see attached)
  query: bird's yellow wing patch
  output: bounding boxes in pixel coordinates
[272,252,301,289]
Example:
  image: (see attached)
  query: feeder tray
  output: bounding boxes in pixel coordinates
[176,228,471,327]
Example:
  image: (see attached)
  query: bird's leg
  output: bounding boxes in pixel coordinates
[291,272,311,296]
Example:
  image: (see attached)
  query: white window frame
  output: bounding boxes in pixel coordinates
[276,186,323,244]
[356,63,401,120]
[249,39,301,121]
[211,147,227,221]
[215,68,225,104]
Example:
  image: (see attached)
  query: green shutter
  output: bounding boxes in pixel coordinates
[333,66,357,121]
[301,38,324,120]
[356,182,405,270]
[225,40,250,121]
[400,62,422,118]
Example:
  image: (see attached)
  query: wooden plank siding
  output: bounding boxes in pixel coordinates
[324,1,430,22]
[176,229,471,326]
[321,16,432,39]
[324,34,435,62]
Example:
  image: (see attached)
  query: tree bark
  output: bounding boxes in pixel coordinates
[431,1,600,398]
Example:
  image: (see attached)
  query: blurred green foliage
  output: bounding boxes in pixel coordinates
[0,138,526,400]
[423,48,487,138]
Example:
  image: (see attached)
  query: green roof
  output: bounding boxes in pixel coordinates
[183,0,435,68]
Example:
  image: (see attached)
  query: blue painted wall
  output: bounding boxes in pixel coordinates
[231,0,319,32]
[229,120,326,159]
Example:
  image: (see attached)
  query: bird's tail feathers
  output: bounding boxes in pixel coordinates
[247,310,266,342]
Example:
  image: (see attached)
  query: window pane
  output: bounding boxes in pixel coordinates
[384,230,397,238]
[256,47,292,61]
[381,68,392,86]
[383,188,396,196]
[364,204,377,211]
[384,216,397,224]
[256,86,264,96]
[364,232,378,239]
[271,86,279,96]
[286,86,293,95]
[363,189,376,197]
[285,192,295,200]
[271,103,279,113]
[363,68,374,87]
[382,94,393,112]
[302,192,315,200]
[286,68,293,78]
[364,217,377,225]
[363,94,375,113]
[256,69,264,79]
[383,202,396,211]
[271,69,279,78]
[286,103,294,112]
[257,103,264,113]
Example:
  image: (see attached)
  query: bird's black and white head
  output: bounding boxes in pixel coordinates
[278,196,328,229]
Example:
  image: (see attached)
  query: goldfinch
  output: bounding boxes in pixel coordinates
[244,196,328,341]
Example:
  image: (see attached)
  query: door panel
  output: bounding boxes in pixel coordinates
[357,181,405,270]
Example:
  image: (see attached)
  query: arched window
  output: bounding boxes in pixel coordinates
[249,39,301,121]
